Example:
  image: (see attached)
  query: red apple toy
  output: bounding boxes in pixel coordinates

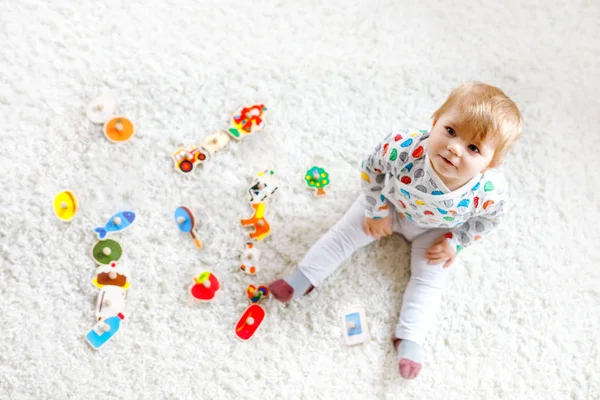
[189,272,220,302]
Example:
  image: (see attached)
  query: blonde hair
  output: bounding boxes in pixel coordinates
[432,82,523,167]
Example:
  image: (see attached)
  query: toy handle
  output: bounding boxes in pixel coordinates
[190,231,203,249]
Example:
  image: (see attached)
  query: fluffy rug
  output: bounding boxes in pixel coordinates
[1,0,599,398]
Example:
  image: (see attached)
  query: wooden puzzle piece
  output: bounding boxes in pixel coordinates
[93,211,136,240]
[248,170,278,204]
[340,305,370,346]
[95,286,126,321]
[200,131,230,154]
[172,145,209,174]
[53,190,78,222]
[246,284,269,303]
[305,166,330,197]
[174,206,202,249]
[240,243,260,275]
[227,104,267,141]
[240,203,271,241]
[91,239,123,265]
[189,272,220,302]
[85,313,125,350]
[92,264,130,290]
[234,304,266,341]
[86,94,116,124]
[104,116,135,143]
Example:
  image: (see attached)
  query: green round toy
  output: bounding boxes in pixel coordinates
[91,239,123,265]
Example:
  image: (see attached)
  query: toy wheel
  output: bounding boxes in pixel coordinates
[197,152,207,162]
[180,160,193,173]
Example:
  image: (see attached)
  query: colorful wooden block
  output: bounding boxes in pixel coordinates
[174,206,202,249]
[91,239,123,265]
[227,104,267,141]
[189,272,220,302]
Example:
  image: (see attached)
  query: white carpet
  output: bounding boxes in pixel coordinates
[1,0,599,399]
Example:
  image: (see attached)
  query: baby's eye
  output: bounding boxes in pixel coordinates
[445,127,456,136]
[468,144,480,153]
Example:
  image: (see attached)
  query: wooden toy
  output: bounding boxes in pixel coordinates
[103,116,135,143]
[246,284,269,303]
[241,203,270,241]
[340,305,370,346]
[95,286,126,321]
[94,211,136,239]
[248,170,278,203]
[91,239,123,265]
[305,166,330,197]
[189,272,220,302]
[200,131,230,154]
[174,206,202,249]
[172,145,209,174]
[53,190,78,222]
[228,104,267,141]
[234,285,269,341]
[240,243,260,275]
[86,94,116,124]
[92,264,130,290]
[85,313,125,350]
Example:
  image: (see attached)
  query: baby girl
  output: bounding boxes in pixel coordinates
[269,82,523,379]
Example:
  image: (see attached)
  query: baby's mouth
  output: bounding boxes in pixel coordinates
[440,155,455,167]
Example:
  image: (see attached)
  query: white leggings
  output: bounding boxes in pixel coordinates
[299,196,451,345]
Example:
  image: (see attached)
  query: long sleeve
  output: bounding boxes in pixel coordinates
[360,130,421,219]
[445,177,509,253]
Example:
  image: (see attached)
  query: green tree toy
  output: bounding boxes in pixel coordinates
[305,166,330,197]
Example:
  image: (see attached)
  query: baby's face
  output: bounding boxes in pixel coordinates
[427,109,496,187]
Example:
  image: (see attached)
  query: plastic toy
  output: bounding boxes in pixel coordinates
[241,203,271,241]
[91,239,123,265]
[92,264,130,289]
[340,305,370,346]
[305,166,330,197]
[189,272,220,302]
[240,243,260,275]
[53,190,78,222]
[104,116,135,143]
[234,285,269,341]
[94,211,136,239]
[200,131,230,154]
[85,313,125,350]
[248,170,278,203]
[95,286,126,321]
[228,104,267,141]
[86,94,116,124]
[172,146,208,174]
[174,206,202,249]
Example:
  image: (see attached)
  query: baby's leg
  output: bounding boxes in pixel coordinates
[269,196,376,302]
[395,229,450,379]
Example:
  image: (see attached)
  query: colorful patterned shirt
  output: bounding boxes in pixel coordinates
[360,128,508,253]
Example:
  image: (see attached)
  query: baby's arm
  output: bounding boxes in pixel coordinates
[445,182,509,254]
[360,130,415,219]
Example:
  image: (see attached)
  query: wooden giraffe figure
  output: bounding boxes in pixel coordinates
[240,202,271,241]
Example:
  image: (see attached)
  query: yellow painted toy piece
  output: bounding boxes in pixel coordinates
[53,191,78,221]
[360,172,371,183]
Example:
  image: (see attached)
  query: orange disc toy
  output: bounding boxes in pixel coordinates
[104,116,135,143]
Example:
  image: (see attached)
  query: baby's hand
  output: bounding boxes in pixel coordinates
[425,236,456,268]
[363,216,392,240]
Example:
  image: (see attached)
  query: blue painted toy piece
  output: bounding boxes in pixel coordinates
[174,207,193,233]
[345,312,363,336]
[85,313,124,350]
[94,211,136,239]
